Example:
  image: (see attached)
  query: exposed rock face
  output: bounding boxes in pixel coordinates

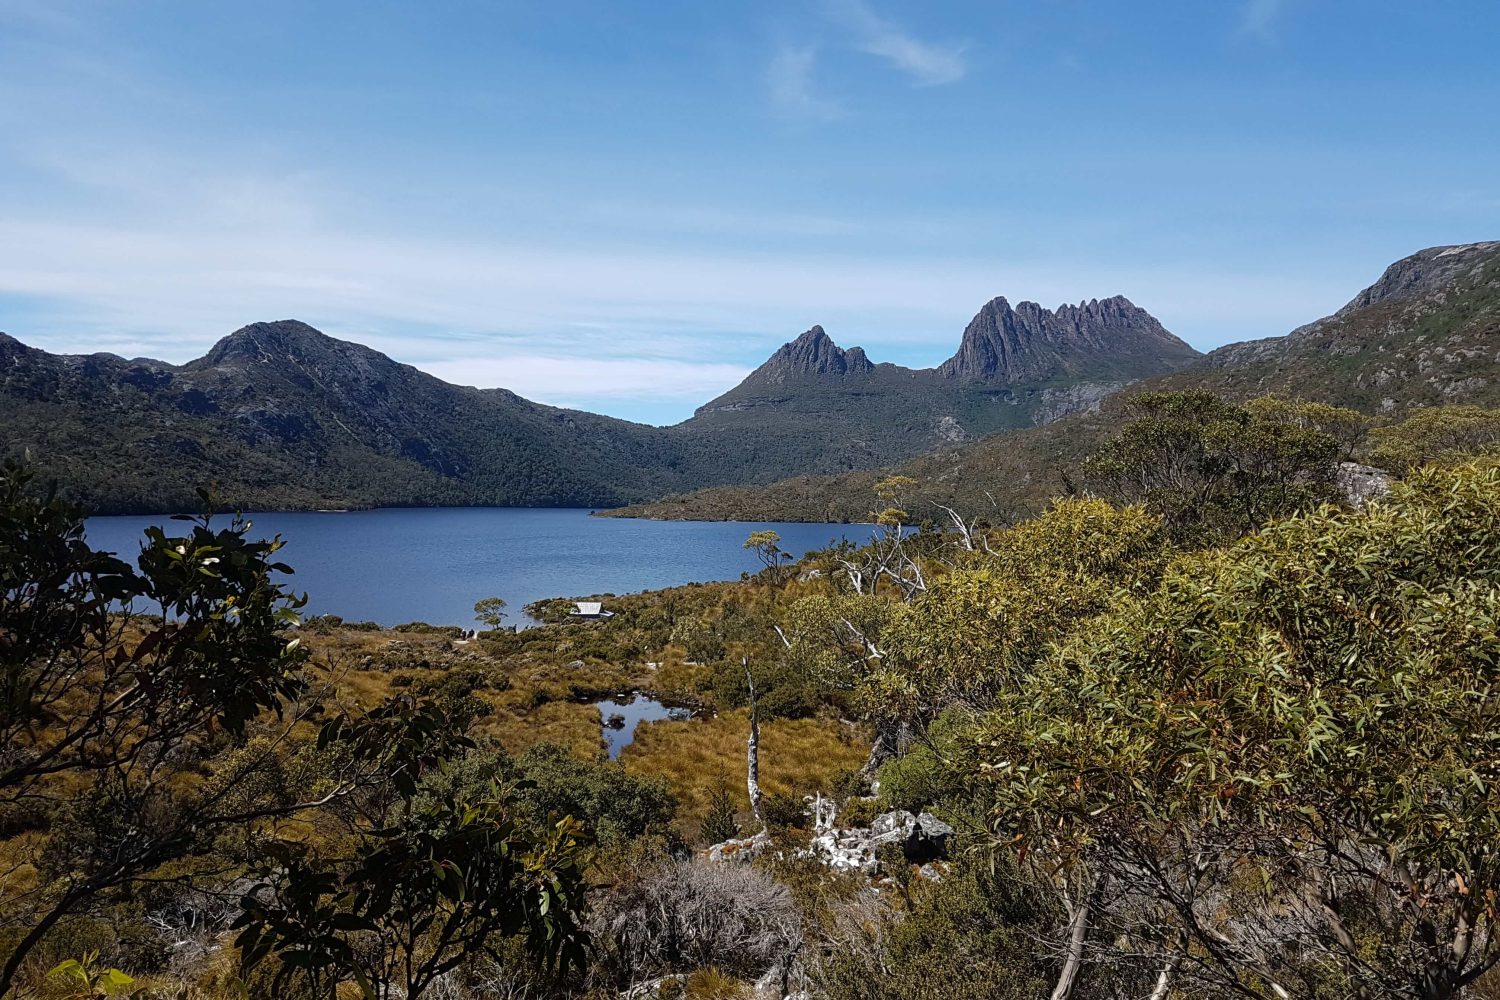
[735,325,876,388]
[1034,381,1125,426]
[688,294,1198,471]
[1337,462,1393,508]
[937,295,1199,383]
[1334,242,1500,319]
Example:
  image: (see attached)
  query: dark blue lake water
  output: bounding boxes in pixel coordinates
[84,508,858,627]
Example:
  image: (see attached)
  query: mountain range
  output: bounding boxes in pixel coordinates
[0,294,1198,514]
[611,240,1500,521]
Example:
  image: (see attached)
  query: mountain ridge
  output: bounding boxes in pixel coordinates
[1,291,1195,514]
[606,240,1500,522]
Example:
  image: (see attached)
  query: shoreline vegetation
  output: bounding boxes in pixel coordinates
[6,389,1500,998]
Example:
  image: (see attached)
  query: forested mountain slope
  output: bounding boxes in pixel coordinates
[0,294,1194,513]
[610,241,1500,522]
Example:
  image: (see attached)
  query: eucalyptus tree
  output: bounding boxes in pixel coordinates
[977,463,1500,999]
[0,458,591,997]
[1082,390,1342,545]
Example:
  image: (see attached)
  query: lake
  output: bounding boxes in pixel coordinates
[84,507,859,627]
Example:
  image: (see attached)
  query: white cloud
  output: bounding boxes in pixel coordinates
[828,0,967,86]
[767,43,842,121]
[1239,0,1291,40]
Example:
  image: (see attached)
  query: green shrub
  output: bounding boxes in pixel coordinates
[392,621,465,637]
[761,792,807,830]
[758,685,819,721]
[514,743,677,844]
[817,856,1058,1000]
[699,774,739,845]
[838,796,880,829]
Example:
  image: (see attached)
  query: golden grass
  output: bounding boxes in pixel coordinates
[620,710,870,836]
[480,698,605,758]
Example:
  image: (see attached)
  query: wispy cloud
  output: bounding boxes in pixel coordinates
[1239,0,1291,40]
[767,43,842,121]
[828,0,967,86]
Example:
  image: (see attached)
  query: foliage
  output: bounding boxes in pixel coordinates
[1244,395,1371,459]
[473,595,508,629]
[816,856,1057,1000]
[0,458,316,996]
[743,531,791,584]
[1368,403,1500,471]
[511,743,677,846]
[874,710,971,815]
[760,792,808,830]
[977,462,1500,998]
[669,615,726,663]
[699,775,739,845]
[878,497,1166,713]
[236,767,589,999]
[588,857,800,990]
[45,952,136,999]
[1080,389,1342,545]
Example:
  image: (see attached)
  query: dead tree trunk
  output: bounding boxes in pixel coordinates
[1051,873,1105,1000]
[744,656,763,826]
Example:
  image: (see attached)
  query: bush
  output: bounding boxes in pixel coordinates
[761,792,808,830]
[758,685,819,721]
[392,621,465,637]
[816,856,1057,1000]
[588,858,800,989]
[514,743,677,844]
[837,796,880,829]
[699,775,739,845]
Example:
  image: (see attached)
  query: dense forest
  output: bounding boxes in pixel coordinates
[5,389,1500,999]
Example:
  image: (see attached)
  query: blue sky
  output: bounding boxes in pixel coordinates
[1,1,1497,424]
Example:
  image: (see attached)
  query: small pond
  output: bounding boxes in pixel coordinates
[594,693,695,760]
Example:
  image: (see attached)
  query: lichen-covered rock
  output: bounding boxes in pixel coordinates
[1337,461,1393,508]
[705,829,770,864]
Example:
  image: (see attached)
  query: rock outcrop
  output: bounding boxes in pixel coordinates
[801,809,954,872]
[937,295,1199,384]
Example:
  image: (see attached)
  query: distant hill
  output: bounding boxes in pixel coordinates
[0,321,697,513]
[0,294,1194,514]
[609,241,1500,522]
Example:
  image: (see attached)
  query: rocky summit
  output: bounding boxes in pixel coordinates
[936,295,1199,383]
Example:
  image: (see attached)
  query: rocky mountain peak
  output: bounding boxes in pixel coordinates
[1334,242,1500,319]
[198,320,346,368]
[937,295,1197,383]
[747,326,875,385]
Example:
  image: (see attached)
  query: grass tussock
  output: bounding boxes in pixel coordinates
[621,710,869,835]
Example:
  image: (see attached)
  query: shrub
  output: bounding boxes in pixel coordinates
[392,621,465,637]
[699,775,739,845]
[761,792,808,830]
[514,743,677,844]
[588,858,800,989]
[815,856,1056,1000]
[758,685,819,721]
[837,796,880,829]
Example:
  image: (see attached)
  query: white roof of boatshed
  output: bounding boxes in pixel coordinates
[574,601,604,615]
